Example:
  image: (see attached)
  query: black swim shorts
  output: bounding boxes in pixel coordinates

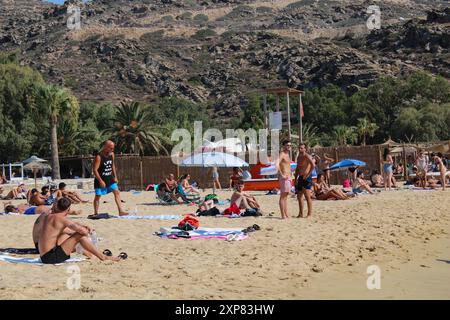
[296,175,313,191]
[40,246,70,264]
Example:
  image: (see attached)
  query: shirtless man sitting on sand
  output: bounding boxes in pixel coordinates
[37,197,119,264]
[294,143,315,218]
[230,180,261,211]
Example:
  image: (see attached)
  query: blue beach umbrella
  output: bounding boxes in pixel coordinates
[329,159,366,171]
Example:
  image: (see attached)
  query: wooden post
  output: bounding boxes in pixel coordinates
[263,94,268,128]
[378,146,383,176]
[286,91,291,142]
[334,147,339,185]
[140,158,144,191]
[299,93,303,143]
[276,94,280,112]
[402,144,407,181]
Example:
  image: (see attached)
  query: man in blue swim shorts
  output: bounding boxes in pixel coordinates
[92,140,128,216]
[294,143,316,218]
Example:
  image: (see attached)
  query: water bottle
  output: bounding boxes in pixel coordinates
[90,230,98,248]
[75,243,84,255]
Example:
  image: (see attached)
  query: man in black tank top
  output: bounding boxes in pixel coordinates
[93,140,128,216]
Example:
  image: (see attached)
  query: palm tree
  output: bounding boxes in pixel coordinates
[356,118,378,146]
[332,125,357,146]
[34,84,79,179]
[302,123,320,147]
[104,101,168,155]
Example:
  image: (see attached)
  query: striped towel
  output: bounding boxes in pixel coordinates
[0,254,84,265]
[118,215,181,220]
[156,227,248,240]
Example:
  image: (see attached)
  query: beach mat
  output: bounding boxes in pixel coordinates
[88,213,181,220]
[156,227,249,240]
[0,254,84,265]
[118,215,181,220]
[0,248,39,255]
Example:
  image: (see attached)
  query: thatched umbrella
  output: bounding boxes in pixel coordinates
[23,160,52,188]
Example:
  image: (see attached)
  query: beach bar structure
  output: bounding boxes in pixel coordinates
[261,87,304,142]
[0,163,24,182]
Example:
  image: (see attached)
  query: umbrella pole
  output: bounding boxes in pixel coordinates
[34,170,37,189]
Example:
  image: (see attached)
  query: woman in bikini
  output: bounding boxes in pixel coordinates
[383,148,394,191]
[433,153,447,191]
[313,174,351,200]
[416,150,429,189]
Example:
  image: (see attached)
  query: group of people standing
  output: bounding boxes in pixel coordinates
[277,141,316,219]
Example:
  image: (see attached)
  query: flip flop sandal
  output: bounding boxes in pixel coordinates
[252,224,261,231]
[242,227,255,233]
[118,252,128,260]
[103,249,113,257]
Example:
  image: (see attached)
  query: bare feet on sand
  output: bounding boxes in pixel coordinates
[119,212,129,216]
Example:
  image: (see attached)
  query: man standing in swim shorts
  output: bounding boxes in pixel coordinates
[294,143,315,218]
[93,140,128,216]
[277,140,293,219]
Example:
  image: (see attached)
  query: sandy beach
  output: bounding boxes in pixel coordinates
[0,187,449,299]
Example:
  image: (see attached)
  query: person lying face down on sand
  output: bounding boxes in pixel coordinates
[313,174,352,200]
[37,197,121,264]
[230,181,261,211]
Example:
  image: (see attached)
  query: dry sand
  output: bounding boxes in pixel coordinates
[0,187,449,299]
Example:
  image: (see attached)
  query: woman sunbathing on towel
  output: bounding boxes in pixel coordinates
[313,174,351,200]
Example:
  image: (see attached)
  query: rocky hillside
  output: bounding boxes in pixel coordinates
[0,0,448,123]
